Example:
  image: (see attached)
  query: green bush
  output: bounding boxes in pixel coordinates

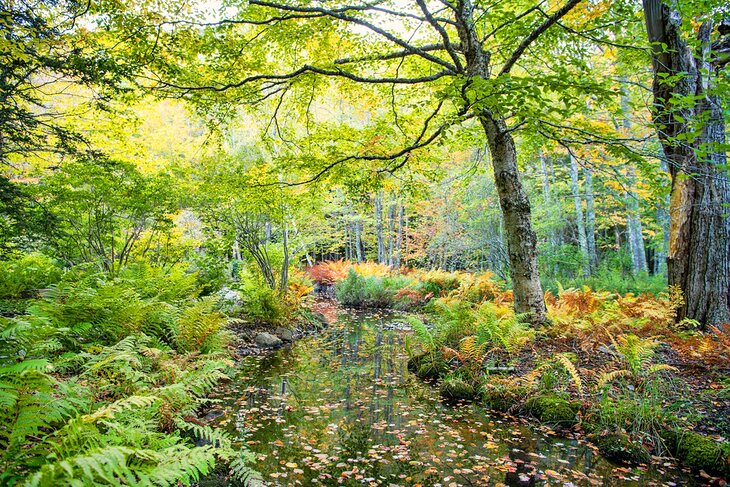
[335,270,399,308]
[237,281,287,325]
[0,253,62,299]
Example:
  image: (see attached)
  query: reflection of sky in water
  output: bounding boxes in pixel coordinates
[211,310,699,486]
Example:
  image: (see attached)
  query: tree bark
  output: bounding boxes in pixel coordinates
[480,115,547,323]
[394,205,403,269]
[584,167,598,269]
[375,191,385,264]
[569,154,590,277]
[454,0,547,324]
[643,1,730,326]
[626,165,648,274]
[355,218,364,262]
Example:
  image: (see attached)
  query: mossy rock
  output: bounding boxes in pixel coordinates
[662,430,730,477]
[440,377,477,402]
[410,354,448,381]
[480,384,528,412]
[596,433,651,465]
[407,353,428,373]
[525,394,579,426]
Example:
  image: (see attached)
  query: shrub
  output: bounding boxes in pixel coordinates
[237,281,287,325]
[334,270,404,308]
[0,253,62,298]
[307,259,350,285]
[414,269,462,297]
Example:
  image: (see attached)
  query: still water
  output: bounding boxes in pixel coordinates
[211,309,700,486]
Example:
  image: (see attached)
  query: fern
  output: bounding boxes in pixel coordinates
[555,353,583,396]
[408,316,436,352]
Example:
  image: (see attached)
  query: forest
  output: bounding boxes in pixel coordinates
[1,0,729,485]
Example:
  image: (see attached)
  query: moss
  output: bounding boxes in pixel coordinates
[480,382,528,412]
[525,394,579,426]
[411,353,448,381]
[662,430,730,476]
[596,433,651,465]
[440,377,477,402]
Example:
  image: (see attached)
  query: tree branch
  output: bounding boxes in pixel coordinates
[499,0,582,76]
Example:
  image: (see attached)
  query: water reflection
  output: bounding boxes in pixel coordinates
[218,310,699,486]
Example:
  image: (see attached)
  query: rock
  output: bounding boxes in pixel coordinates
[663,429,730,476]
[440,377,477,402]
[255,332,283,348]
[596,433,651,465]
[217,286,244,314]
[525,393,579,426]
[274,327,294,342]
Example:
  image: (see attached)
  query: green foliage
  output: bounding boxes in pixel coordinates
[236,281,288,325]
[0,306,256,486]
[0,253,62,299]
[335,270,394,308]
[472,303,534,356]
[174,297,229,353]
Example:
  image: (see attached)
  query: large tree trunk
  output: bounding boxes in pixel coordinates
[569,154,590,277]
[454,0,546,324]
[481,115,547,324]
[643,1,730,326]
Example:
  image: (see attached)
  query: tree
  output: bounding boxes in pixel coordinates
[107,0,625,324]
[643,0,730,326]
[0,0,130,166]
[37,160,177,273]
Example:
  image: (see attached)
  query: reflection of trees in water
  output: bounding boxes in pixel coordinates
[221,310,676,486]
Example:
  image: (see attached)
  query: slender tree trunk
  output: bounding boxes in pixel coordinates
[480,115,547,323]
[569,154,590,277]
[375,191,385,264]
[626,166,648,274]
[355,219,364,262]
[454,0,546,324]
[279,222,289,293]
[654,158,670,274]
[621,79,648,275]
[394,205,404,269]
[387,203,395,266]
[584,167,598,269]
[643,1,730,326]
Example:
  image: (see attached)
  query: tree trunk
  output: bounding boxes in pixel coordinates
[355,219,364,262]
[643,0,730,326]
[279,221,289,294]
[584,167,598,269]
[394,205,403,269]
[387,203,395,266]
[452,0,546,324]
[375,191,385,264]
[569,154,590,277]
[481,115,547,324]
[654,158,670,274]
[621,78,647,275]
[626,165,648,274]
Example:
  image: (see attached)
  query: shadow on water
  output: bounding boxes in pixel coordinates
[210,309,700,486]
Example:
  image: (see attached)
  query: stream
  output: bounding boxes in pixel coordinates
[209,308,701,486]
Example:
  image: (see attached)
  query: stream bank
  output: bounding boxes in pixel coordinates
[203,308,705,486]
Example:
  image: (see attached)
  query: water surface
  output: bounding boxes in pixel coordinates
[213,309,700,486]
